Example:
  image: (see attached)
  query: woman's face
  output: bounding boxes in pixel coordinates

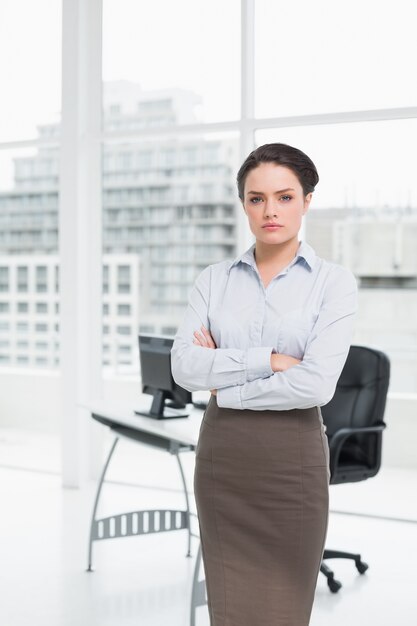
[242,162,313,246]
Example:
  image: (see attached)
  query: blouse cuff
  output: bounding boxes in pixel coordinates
[216,384,243,410]
[246,346,275,382]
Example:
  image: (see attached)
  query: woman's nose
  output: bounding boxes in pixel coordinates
[263,199,278,217]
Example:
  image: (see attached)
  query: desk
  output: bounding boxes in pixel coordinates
[87,402,207,626]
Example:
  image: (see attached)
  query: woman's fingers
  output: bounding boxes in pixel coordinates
[201,325,216,348]
[193,325,216,348]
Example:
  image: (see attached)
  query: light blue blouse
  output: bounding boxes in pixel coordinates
[170,239,358,411]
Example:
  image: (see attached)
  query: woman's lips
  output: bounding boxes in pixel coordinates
[263,225,283,230]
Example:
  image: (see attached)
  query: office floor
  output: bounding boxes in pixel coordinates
[0,428,416,626]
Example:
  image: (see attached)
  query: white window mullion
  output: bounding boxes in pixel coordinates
[239,0,256,251]
[60,0,103,488]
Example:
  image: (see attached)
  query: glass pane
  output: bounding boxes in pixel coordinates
[256,120,417,393]
[0,147,59,370]
[0,0,61,142]
[102,0,241,128]
[255,0,417,118]
[101,131,240,377]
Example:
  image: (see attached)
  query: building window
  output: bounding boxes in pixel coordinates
[161,326,177,336]
[117,304,131,315]
[0,302,9,313]
[0,267,9,292]
[55,266,59,293]
[36,302,48,313]
[117,265,131,293]
[116,325,131,335]
[17,302,29,313]
[139,325,154,333]
[36,266,48,292]
[17,266,28,292]
[103,265,109,293]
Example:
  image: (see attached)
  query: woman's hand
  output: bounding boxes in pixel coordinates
[271,353,302,372]
[193,325,217,395]
[193,325,217,349]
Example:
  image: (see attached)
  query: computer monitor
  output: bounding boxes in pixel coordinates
[135,334,193,419]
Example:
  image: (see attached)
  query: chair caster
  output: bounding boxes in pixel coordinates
[355,558,369,574]
[328,577,342,593]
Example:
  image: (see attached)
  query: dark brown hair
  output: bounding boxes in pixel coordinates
[236,142,319,202]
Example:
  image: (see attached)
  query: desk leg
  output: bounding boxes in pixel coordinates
[190,541,207,626]
[87,436,119,572]
[174,450,192,557]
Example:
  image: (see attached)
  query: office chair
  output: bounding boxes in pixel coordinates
[320,344,390,592]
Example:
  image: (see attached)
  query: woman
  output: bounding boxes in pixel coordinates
[170,143,358,626]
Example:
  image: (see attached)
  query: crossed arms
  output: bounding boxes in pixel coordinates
[170,264,358,411]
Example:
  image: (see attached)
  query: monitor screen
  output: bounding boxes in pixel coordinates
[136,334,192,419]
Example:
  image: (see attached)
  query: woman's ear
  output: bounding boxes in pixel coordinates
[303,192,313,215]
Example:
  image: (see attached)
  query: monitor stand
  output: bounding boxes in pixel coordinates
[134,391,190,419]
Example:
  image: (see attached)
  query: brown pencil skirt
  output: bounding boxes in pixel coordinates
[193,395,330,626]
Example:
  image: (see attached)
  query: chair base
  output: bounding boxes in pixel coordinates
[320,549,369,593]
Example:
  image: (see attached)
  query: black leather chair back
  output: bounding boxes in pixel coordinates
[321,345,390,484]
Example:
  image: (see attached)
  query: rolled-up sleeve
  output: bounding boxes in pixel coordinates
[216,266,358,410]
[170,266,274,392]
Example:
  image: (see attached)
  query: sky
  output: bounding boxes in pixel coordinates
[0,0,416,209]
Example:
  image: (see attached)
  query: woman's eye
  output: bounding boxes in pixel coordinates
[249,195,292,204]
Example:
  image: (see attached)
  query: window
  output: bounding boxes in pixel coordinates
[103,265,109,293]
[255,0,417,118]
[116,325,131,335]
[17,266,29,292]
[0,267,9,292]
[117,265,131,294]
[103,0,240,126]
[0,0,61,142]
[36,266,48,292]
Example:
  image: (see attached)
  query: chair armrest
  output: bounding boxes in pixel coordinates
[328,422,386,477]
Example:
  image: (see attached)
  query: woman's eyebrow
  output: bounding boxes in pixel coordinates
[247,188,295,195]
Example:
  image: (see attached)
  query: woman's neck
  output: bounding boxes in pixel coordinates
[254,237,300,268]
